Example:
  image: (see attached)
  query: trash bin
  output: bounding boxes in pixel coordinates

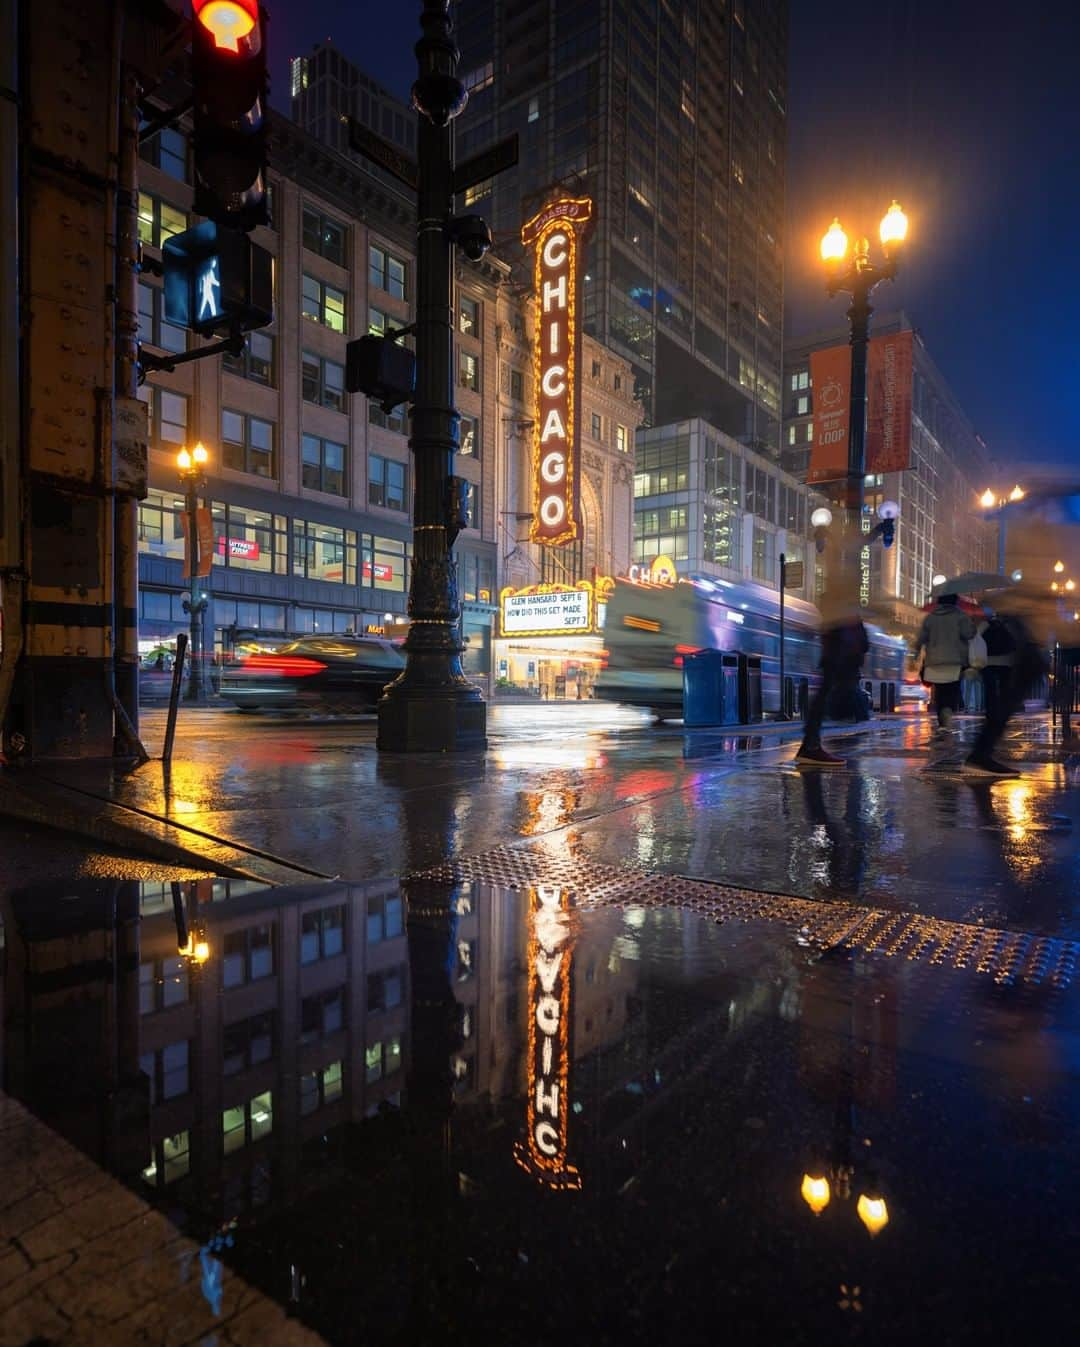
[738,653,763,724]
[683,650,737,727]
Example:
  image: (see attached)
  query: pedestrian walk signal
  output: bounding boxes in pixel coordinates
[163,222,273,335]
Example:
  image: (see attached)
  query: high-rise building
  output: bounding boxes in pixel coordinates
[453,0,788,450]
[290,40,415,161]
[782,314,997,635]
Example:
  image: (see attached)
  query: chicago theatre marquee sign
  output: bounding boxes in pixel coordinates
[521,197,594,546]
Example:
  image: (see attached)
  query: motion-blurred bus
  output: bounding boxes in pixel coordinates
[595,575,906,719]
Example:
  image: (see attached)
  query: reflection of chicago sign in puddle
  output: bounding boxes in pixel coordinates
[514,884,581,1191]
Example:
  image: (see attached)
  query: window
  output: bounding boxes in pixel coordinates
[368,967,405,1013]
[459,414,479,458]
[223,1012,275,1076]
[365,1037,403,1084]
[459,351,479,392]
[302,351,345,411]
[591,412,603,439]
[614,373,622,392]
[796,394,809,415]
[223,1092,273,1154]
[460,297,480,336]
[137,192,186,248]
[364,535,406,592]
[292,520,357,583]
[463,481,479,530]
[300,1060,344,1115]
[302,273,346,332]
[139,1041,190,1105]
[223,330,274,386]
[509,369,524,402]
[222,924,274,989]
[591,360,601,378]
[139,386,189,448]
[140,126,187,181]
[615,424,628,453]
[300,986,346,1044]
[528,96,540,122]
[367,892,404,943]
[464,61,493,92]
[302,207,347,266]
[301,434,346,496]
[140,955,190,1013]
[369,244,407,301]
[222,410,274,478]
[369,454,407,511]
[138,283,186,353]
[142,1132,190,1187]
[300,904,346,964]
[463,178,492,206]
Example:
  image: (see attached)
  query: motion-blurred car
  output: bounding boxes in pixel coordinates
[219,636,405,713]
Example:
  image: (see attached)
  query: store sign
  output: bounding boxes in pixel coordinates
[217,536,260,560]
[362,561,394,582]
[513,885,581,1192]
[521,196,594,546]
[628,554,677,585]
[364,624,385,636]
[501,586,592,636]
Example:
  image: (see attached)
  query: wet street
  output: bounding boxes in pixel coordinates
[1,704,1078,1344]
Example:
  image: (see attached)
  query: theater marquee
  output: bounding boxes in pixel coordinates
[521,196,593,547]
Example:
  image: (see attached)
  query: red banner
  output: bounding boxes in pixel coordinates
[181,508,214,578]
[809,332,914,482]
[866,329,913,474]
[521,197,593,547]
[808,345,851,484]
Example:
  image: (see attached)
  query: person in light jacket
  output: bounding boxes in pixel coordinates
[913,593,976,733]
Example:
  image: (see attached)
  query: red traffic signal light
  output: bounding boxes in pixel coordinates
[193,0,258,54]
[191,0,267,231]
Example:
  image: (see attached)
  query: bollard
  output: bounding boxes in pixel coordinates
[162,633,188,765]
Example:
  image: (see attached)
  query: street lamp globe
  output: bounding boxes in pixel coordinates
[879,200,908,252]
[1008,484,1025,502]
[877,499,900,521]
[979,488,997,509]
[1066,579,1076,592]
[820,218,848,266]
[1011,569,1023,582]
[800,1173,831,1215]
[1053,560,1065,573]
[192,442,209,467]
[856,1192,890,1237]
[177,447,192,472]
[810,506,833,529]
[932,573,947,588]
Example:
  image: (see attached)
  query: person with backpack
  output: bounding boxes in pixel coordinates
[965,606,1047,776]
[913,593,976,734]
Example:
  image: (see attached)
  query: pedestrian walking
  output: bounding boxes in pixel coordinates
[965,608,1046,776]
[979,609,1016,726]
[913,593,975,735]
[795,616,869,767]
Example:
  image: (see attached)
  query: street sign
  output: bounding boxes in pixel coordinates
[347,118,418,191]
[454,134,519,194]
[782,559,804,589]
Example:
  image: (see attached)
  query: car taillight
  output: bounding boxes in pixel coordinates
[599,649,609,669]
[673,643,702,668]
[241,654,327,677]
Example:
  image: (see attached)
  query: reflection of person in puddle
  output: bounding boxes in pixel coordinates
[799,769,870,897]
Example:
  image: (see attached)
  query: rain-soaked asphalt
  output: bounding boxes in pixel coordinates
[2,704,1079,1345]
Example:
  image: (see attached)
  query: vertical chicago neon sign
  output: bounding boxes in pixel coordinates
[521,197,594,547]
[513,884,581,1191]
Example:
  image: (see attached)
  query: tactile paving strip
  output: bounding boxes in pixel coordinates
[408,844,1078,991]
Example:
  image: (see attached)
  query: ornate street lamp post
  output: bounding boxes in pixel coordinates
[819,203,909,593]
[376,1,488,752]
[978,484,1025,573]
[177,442,209,702]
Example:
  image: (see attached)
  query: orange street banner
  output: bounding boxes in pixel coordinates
[808,344,851,484]
[866,329,913,474]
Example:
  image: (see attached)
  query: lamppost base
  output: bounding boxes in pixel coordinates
[377,686,487,753]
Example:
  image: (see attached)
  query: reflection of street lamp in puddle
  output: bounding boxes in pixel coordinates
[1004,781,1032,843]
[801,1169,889,1236]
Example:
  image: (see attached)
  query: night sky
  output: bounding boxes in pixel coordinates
[269,1,1079,474]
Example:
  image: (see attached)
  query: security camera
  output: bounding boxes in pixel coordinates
[447,213,493,262]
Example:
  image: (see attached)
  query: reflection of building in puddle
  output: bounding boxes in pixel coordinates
[513,885,581,1191]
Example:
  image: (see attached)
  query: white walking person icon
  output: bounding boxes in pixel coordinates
[197,257,221,322]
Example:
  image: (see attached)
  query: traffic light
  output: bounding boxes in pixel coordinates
[191,0,268,231]
[345,334,416,411]
[163,220,273,335]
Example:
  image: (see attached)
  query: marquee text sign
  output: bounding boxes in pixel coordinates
[500,586,592,636]
[521,197,593,546]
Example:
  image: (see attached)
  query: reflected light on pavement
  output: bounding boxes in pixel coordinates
[1004,782,1033,843]
[494,744,607,771]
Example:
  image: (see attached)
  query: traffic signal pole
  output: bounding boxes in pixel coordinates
[376,0,486,752]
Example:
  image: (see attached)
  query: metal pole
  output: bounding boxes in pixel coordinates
[842,269,872,603]
[777,552,789,720]
[163,631,187,764]
[185,478,202,702]
[377,0,486,752]
[997,505,1007,576]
